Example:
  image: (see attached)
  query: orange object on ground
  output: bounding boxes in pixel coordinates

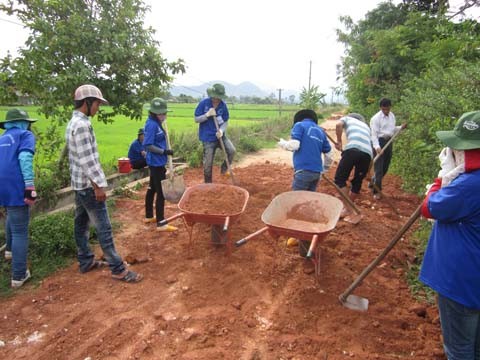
[118,158,131,173]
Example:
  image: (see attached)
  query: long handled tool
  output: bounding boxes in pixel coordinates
[321,174,362,224]
[339,203,422,311]
[213,115,236,185]
[161,120,185,203]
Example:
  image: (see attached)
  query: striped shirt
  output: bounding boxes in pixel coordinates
[341,116,373,158]
[65,110,108,190]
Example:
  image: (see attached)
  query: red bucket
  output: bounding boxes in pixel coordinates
[118,158,131,173]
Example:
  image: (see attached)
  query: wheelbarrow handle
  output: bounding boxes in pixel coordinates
[223,216,230,232]
[306,234,319,259]
[157,212,184,227]
[235,227,269,248]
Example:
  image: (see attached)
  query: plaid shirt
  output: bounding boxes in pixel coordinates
[65,110,108,190]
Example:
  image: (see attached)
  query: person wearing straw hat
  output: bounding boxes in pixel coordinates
[128,128,147,169]
[66,84,142,283]
[420,111,480,360]
[194,83,236,183]
[0,108,37,288]
[142,97,177,232]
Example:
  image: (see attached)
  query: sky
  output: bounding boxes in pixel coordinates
[0,0,478,96]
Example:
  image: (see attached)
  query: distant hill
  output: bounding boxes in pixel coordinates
[169,80,298,100]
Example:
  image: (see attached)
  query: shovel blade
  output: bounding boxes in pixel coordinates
[340,294,369,311]
[161,176,185,204]
[344,213,362,225]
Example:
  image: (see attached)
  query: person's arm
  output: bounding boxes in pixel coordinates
[370,114,381,153]
[146,144,167,154]
[335,120,345,151]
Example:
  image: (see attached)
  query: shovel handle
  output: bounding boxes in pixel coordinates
[306,234,319,259]
[213,115,236,185]
[157,212,184,227]
[322,174,361,215]
[235,227,269,248]
[339,203,422,302]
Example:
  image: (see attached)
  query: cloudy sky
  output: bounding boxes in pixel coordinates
[0,0,477,95]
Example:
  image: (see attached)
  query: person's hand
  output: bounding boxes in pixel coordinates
[165,149,174,156]
[24,186,37,206]
[216,129,223,139]
[94,187,107,202]
[206,108,216,117]
[401,122,407,130]
[375,147,382,155]
[335,140,342,151]
[141,150,146,157]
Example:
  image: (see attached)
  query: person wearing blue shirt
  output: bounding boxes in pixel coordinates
[143,98,177,232]
[277,109,333,259]
[0,108,38,288]
[128,128,147,169]
[194,83,235,183]
[420,111,480,360]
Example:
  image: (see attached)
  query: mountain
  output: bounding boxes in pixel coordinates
[170,80,276,98]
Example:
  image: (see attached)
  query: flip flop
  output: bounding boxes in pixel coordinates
[112,270,143,283]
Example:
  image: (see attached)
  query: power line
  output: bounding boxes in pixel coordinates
[0,17,24,27]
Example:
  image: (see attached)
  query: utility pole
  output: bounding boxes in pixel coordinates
[277,88,283,117]
[308,60,312,91]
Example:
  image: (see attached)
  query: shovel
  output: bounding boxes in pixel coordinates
[338,203,422,311]
[161,120,185,203]
[322,174,362,224]
[213,115,236,185]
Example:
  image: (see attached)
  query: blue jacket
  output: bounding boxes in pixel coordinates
[290,119,331,173]
[419,170,480,309]
[194,98,230,142]
[0,128,36,206]
[143,116,167,167]
[128,139,145,163]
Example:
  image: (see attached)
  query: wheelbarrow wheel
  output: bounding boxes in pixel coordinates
[299,240,311,258]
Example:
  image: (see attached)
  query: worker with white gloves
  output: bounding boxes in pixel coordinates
[277,109,333,258]
[194,83,235,183]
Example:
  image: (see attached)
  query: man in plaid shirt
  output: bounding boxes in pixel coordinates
[65,84,142,283]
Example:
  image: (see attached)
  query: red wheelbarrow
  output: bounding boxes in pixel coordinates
[235,191,343,276]
[158,183,249,253]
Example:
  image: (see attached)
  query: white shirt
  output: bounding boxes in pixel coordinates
[370,110,401,149]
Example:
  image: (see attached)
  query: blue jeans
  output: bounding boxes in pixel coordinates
[74,188,125,275]
[5,206,30,280]
[202,136,236,183]
[438,294,480,360]
[292,170,320,191]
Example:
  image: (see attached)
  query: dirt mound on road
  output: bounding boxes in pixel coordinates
[0,162,444,360]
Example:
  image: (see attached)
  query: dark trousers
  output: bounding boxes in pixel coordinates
[131,158,147,169]
[372,137,393,192]
[145,166,166,221]
[334,148,371,194]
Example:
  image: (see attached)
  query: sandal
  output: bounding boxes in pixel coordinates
[81,259,109,273]
[112,270,143,283]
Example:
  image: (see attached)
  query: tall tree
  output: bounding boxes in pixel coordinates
[0,0,185,122]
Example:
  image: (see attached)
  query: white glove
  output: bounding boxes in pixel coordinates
[206,108,216,117]
[277,138,288,149]
[216,129,223,139]
[216,115,224,126]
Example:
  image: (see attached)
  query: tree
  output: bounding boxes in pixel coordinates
[299,85,326,111]
[0,0,185,122]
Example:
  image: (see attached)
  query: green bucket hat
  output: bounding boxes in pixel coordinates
[0,108,37,129]
[148,98,169,115]
[436,111,480,150]
[207,83,227,99]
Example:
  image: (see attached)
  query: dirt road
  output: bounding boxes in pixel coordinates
[0,120,445,360]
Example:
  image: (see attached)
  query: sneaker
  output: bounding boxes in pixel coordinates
[286,237,299,247]
[143,217,156,224]
[11,269,31,288]
[4,250,12,260]
[156,224,178,232]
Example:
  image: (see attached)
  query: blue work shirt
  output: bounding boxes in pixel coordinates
[128,139,145,163]
[0,128,35,206]
[143,116,167,167]
[290,119,331,173]
[194,98,230,142]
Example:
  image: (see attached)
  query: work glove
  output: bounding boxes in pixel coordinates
[24,186,37,206]
[216,129,223,139]
[277,138,288,149]
[206,108,216,117]
[165,149,174,156]
[216,115,224,126]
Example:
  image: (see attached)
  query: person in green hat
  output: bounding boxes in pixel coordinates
[419,110,480,360]
[0,108,37,288]
[142,97,177,232]
[194,83,236,183]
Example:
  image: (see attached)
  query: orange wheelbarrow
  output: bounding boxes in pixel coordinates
[235,191,342,276]
[158,183,249,253]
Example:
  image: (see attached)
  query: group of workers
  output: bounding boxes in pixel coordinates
[1,82,479,359]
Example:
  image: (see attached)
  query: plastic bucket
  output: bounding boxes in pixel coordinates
[118,158,131,173]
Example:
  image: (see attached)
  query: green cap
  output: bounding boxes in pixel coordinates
[148,98,169,115]
[0,108,37,129]
[207,83,227,99]
[436,111,480,150]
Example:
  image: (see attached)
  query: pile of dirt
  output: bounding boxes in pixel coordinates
[181,185,247,215]
[0,158,445,359]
